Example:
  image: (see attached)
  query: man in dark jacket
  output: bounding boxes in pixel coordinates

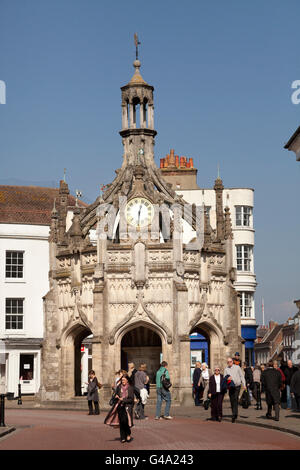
[283,360,298,409]
[192,362,202,406]
[261,360,282,421]
[290,366,300,411]
[233,352,242,367]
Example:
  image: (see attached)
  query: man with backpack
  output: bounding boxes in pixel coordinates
[155,361,173,420]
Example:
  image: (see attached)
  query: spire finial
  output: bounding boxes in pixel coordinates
[63,168,66,183]
[217,163,220,180]
[51,197,58,217]
[134,33,141,60]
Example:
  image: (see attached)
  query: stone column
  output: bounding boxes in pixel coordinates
[179,337,194,406]
[129,102,134,128]
[140,103,145,128]
[92,280,106,400]
[148,104,154,129]
[121,104,128,129]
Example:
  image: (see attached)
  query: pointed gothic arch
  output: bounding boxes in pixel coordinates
[118,321,164,383]
[60,322,93,398]
[189,320,225,372]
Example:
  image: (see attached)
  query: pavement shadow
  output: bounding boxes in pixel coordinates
[285,414,300,419]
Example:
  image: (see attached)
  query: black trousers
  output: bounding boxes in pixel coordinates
[118,405,131,441]
[88,400,99,414]
[229,386,241,418]
[267,402,280,420]
[193,386,202,406]
[266,391,280,420]
[210,393,224,419]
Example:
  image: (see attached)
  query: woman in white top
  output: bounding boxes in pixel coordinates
[208,366,225,421]
[200,363,212,404]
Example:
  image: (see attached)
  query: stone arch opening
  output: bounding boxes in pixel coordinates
[62,323,92,398]
[120,325,162,384]
[190,326,210,381]
[189,321,224,377]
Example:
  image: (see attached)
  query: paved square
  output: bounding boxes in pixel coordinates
[0,409,300,450]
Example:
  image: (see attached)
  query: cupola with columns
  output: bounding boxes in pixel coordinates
[119,54,157,168]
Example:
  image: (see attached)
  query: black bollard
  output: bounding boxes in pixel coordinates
[18,383,22,405]
[0,394,5,427]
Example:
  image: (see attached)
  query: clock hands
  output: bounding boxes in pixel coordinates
[137,204,142,225]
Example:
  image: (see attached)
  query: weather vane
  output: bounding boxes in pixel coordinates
[134,33,141,60]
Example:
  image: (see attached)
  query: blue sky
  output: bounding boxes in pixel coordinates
[1,0,300,324]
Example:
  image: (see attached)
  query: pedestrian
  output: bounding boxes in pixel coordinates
[105,375,134,443]
[290,365,300,411]
[243,362,253,404]
[232,352,242,367]
[134,363,149,420]
[224,357,246,423]
[261,360,282,421]
[112,370,122,391]
[252,364,262,409]
[200,362,212,408]
[192,361,202,406]
[86,370,101,415]
[155,361,173,420]
[128,362,137,382]
[208,365,226,421]
[260,364,266,394]
[283,360,298,410]
[273,360,286,405]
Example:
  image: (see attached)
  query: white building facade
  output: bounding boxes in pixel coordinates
[160,152,257,365]
[178,187,257,365]
[0,222,49,396]
[0,185,84,396]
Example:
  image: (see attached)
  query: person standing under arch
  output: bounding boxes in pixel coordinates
[86,370,101,415]
[192,362,202,406]
[200,362,212,407]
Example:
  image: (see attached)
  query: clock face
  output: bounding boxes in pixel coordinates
[125,197,154,228]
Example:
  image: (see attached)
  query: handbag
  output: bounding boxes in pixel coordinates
[204,398,210,410]
[109,392,118,407]
[239,390,250,408]
[161,370,172,390]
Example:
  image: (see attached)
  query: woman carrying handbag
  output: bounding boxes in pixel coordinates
[105,375,134,443]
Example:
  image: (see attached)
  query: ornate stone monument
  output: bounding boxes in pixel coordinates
[40,41,243,404]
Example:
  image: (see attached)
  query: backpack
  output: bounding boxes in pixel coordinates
[161,369,172,390]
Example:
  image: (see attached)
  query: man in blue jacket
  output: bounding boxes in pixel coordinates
[155,361,173,420]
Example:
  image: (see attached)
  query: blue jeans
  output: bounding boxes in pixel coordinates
[286,385,292,408]
[156,388,171,417]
